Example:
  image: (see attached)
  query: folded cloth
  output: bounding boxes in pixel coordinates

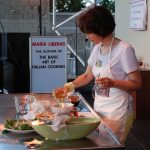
[21,101,45,120]
[23,110,36,120]
[30,101,45,114]
[51,114,71,132]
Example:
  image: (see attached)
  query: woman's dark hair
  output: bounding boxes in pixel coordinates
[77,6,116,38]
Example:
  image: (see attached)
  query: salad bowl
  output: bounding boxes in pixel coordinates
[32,117,100,141]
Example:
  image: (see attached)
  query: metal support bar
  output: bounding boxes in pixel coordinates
[55,10,85,29]
[38,0,42,35]
[54,29,85,67]
[0,60,3,94]
[52,0,56,29]
[52,0,94,67]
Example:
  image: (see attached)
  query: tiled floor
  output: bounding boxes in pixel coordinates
[78,88,150,150]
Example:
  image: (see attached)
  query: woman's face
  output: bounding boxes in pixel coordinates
[86,33,103,45]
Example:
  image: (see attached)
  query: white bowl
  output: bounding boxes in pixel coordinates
[50,103,74,114]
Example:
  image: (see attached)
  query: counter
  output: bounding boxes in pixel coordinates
[0,93,125,150]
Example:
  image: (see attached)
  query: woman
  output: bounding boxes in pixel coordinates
[63,6,142,143]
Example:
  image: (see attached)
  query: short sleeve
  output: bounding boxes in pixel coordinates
[121,46,139,73]
[87,52,94,67]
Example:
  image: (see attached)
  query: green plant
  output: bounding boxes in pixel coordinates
[98,0,115,13]
[54,0,115,13]
[56,0,86,12]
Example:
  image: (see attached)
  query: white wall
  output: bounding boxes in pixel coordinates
[115,0,150,69]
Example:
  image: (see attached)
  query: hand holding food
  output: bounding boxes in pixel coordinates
[53,87,66,100]
[64,82,75,93]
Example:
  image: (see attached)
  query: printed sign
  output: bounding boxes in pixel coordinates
[30,36,67,93]
[129,0,147,30]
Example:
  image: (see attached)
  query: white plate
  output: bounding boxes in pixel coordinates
[5,128,34,134]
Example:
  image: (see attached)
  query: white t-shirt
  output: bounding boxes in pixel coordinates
[88,40,139,80]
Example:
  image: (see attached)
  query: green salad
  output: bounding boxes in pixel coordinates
[4,119,33,130]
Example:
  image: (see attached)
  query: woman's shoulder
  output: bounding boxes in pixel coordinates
[88,43,101,66]
[93,43,101,51]
[117,38,133,49]
[90,43,101,55]
[112,38,135,58]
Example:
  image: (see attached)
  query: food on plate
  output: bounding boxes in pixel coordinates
[4,119,33,130]
[35,111,54,120]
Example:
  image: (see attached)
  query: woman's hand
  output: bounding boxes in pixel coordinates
[64,85,70,96]
[96,77,115,88]
[95,71,142,91]
[53,87,67,98]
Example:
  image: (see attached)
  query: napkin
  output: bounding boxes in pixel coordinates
[51,114,71,132]
[22,101,45,120]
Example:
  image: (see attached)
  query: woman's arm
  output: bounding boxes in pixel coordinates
[72,65,94,88]
[96,70,142,92]
[64,65,94,93]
